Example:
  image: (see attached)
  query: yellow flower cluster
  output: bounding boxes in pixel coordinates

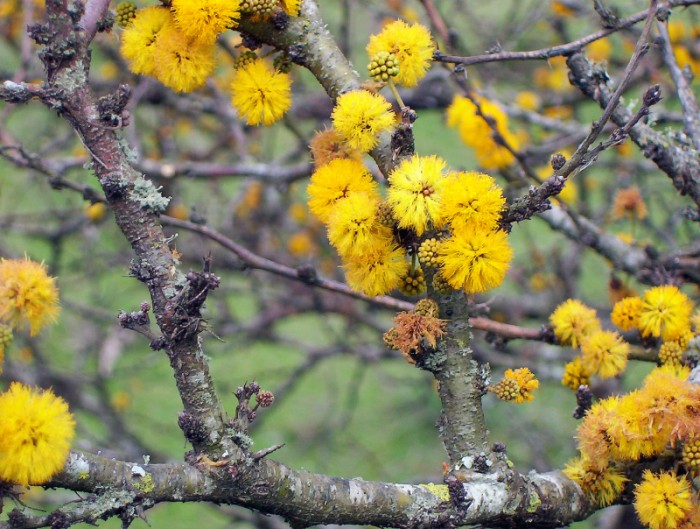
[0,382,75,486]
[306,152,513,297]
[446,95,520,170]
[610,287,696,363]
[120,1,295,125]
[565,364,700,517]
[550,299,629,381]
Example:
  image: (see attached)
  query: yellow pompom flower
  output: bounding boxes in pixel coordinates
[549,299,600,348]
[367,20,435,87]
[441,171,505,233]
[343,244,409,296]
[327,193,394,258]
[561,356,590,391]
[489,367,539,403]
[331,90,395,153]
[611,295,643,331]
[307,158,378,223]
[152,24,216,93]
[0,258,60,336]
[279,0,301,16]
[171,0,240,44]
[634,471,693,529]
[563,457,626,507]
[0,382,75,486]
[387,154,448,235]
[231,58,293,126]
[120,6,172,76]
[437,229,512,295]
[580,330,629,379]
[638,285,693,342]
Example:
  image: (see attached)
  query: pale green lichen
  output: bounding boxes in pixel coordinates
[418,483,450,503]
[527,489,542,513]
[133,473,155,494]
[131,176,170,214]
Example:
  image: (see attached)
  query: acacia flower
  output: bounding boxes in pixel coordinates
[331,90,395,153]
[309,128,361,168]
[489,367,539,403]
[0,382,75,486]
[563,457,626,507]
[327,193,393,258]
[366,20,435,87]
[549,299,600,348]
[440,171,505,233]
[387,154,448,235]
[611,295,643,331]
[307,158,378,223]
[437,229,512,294]
[343,244,409,297]
[0,258,60,335]
[153,24,216,93]
[634,471,693,529]
[638,285,693,342]
[120,6,172,76]
[580,330,629,379]
[561,356,590,391]
[171,0,240,43]
[231,58,293,126]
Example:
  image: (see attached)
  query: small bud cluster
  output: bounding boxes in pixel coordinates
[116,2,137,28]
[399,266,426,296]
[234,381,275,427]
[418,238,440,268]
[432,273,451,295]
[376,201,395,227]
[368,51,400,82]
[659,341,683,366]
[0,324,13,352]
[682,437,700,472]
[414,298,439,318]
[241,0,277,16]
[233,51,258,70]
[491,377,520,401]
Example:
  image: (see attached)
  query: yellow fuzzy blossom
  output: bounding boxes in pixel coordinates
[489,367,539,403]
[153,24,216,93]
[231,58,293,126]
[0,258,60,335]
[366,20,435,87]
[561,356,590,391]
[307,158,378,223]
[171,0,240,43]
[0,382,75,486]
[287,232,316,258]
[580,330,629,379]
[344,244,409,297]
[549,299,600,348]
[586,38,612,62]
[387,154,447,235]
[638,285,693,342]
[446,95,519,170]
[120,6,172,76]
[440,171,505,233]
[327,193,393,258]
[576,396,622,463]
[331,90,395,153]
[438,229,512,295]
[634,471,693,529]
[563,457,626,507]
[611,295,643,331]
